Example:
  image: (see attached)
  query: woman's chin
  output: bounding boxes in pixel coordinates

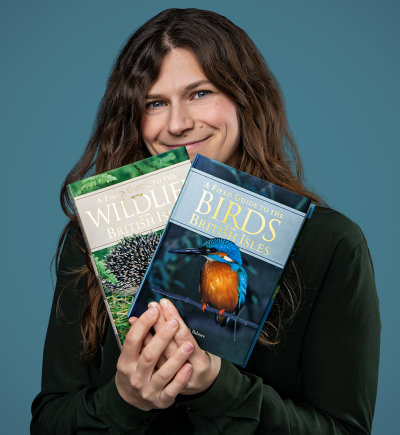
[185,143,214,162]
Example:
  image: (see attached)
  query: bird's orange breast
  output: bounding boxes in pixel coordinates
[200,261,239,313]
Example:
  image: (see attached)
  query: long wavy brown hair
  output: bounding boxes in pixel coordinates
[56,8,325,361]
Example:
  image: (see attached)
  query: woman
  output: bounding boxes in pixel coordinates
[31,8,380,435]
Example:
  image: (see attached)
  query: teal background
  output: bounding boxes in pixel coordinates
[1,1,398,433]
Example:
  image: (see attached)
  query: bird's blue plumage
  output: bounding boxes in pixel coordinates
[199,238,247,313]
[169,237,248,327]
[200,238,243,265]
[237,267,247,310]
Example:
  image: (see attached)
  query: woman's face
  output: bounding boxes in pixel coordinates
[141,48,240,164]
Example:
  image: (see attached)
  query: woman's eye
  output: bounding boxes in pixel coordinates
[193,90,212,99]
[146,101,166,109]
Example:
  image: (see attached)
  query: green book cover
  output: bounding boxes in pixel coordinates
[68,147,191,348]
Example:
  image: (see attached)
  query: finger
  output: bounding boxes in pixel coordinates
[136,317,180,379]
[141,331,153,353]
[130,317,153,354]
[155,353,168,370]
[128,316,137,326]
[148,304,168,367]
[152,302,180,359]
[141,330,168,368]
[148,302,164,331]
[151,341,194,391]
[159,299,208,366]
[159,363,193,405]
[159,299,198,349]
[146,304,174,367]
[121,307,159,362]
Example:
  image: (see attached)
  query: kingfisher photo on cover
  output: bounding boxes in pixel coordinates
[129,155,312,366]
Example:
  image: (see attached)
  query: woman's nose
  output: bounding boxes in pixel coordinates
[167,104,194,136]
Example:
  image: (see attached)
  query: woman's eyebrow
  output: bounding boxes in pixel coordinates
[145,79,211,99]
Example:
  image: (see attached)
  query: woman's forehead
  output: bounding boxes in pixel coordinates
[146,48,210,97]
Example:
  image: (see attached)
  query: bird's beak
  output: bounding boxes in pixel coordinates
[168,247,214,255]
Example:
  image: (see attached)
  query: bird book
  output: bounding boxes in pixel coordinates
[128,154,314,367]
[67,147,191,349]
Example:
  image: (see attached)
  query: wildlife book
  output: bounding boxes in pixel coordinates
[128,154,314,367]
[68,147,191,349]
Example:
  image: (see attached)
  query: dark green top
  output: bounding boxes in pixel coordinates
[31,207,381,435]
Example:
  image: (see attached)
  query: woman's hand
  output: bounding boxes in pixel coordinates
[115,306,195,411]
[148,299,222,396]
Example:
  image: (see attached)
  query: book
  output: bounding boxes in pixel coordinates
[68,147,191,348]
[128,154,314,367]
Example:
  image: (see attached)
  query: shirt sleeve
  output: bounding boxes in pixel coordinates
[177,237,381,435]
[31,227,160,435]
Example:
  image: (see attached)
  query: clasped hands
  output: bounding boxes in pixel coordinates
[115,298,222,411]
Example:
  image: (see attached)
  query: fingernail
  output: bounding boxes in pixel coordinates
[167,318,178,329]
[183,342,194,352]
[149,307,158,317]
[182,364,192,374]
[148,302,158,310]
[160,299,169,308]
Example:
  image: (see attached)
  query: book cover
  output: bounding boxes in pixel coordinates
[68,147,191,348]
[128,154,313,367]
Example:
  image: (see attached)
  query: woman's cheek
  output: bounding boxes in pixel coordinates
[200,102,224,127]
[141,117,165,155]
[206,99,238,131]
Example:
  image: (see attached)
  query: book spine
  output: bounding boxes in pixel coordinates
[68,185,123,350]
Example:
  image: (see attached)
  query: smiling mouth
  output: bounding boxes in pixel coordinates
[163,137,210,150]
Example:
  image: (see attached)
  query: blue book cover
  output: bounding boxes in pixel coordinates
[128,154,313,367]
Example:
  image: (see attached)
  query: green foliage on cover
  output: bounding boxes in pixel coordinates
[68,147,189,197]
[76,174,118,196]
[106,294,133,345]
[93,246,113,261]
[133,147,188,173]
[94,247,132,344]
[93,228,165,345]
[95,247,135,345]
[94,256,118,285]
